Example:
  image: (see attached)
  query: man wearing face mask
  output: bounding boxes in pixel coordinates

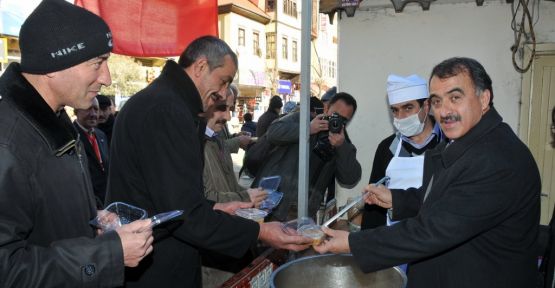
[361,74,445,230]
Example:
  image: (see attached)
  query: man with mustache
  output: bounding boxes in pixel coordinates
[201,86,268,286]
[203,87,267,206]
[315,57,540,288]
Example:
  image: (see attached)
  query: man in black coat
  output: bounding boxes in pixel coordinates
[315,57,541,288]
[106,36,310,288]
[74,96,110,204]
[0,1,153,286]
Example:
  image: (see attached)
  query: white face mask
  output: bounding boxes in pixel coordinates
[393,108,426,137]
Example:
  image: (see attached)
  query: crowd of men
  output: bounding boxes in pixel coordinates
[0,1,548,288]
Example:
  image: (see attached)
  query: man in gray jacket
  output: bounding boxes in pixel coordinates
[0,1,153,287]
[253,92,362,221]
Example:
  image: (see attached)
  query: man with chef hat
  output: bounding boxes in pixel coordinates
[361,74,445,229]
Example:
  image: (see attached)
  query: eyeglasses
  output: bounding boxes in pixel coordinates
[215,104,234,112]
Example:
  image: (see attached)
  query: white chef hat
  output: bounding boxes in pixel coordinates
[386,74,428,105]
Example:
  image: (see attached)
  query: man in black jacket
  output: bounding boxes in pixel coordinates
[256,95,283,137]
[0,1,153,287]
[315,57,540,288]
[106,36,310,288]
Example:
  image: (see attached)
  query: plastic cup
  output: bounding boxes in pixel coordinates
[92,202,147,231]
[236,208,268,223]
[298,224,325,246]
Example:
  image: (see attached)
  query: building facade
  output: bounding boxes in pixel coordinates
[218,0,338,121]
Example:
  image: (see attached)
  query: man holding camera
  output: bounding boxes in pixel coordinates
[252,92,362,221]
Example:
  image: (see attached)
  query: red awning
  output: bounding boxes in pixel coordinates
[75,0,218,57]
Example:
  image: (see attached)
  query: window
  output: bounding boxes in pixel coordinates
[283,0,297,18]
[319,57,336,78]
[253,32,260,56]
[238,28,245,46]
[266,33,275,59]
[282,37,288,60]
[266,0,274,12]
[319,57,328,77]
[292,40,298,62]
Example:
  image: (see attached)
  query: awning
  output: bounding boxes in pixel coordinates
[76,0,218,57]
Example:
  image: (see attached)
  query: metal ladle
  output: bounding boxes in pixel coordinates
[322,176,390,228]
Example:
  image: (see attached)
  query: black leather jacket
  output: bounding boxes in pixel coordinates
[0,63,124,287]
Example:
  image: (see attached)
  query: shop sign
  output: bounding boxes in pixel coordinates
[277,79,291,94]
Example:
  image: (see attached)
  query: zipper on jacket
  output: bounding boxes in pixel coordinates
[75,134,97,215]
[55,139,76,157]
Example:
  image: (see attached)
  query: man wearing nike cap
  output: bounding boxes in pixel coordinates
[0,1,153,286]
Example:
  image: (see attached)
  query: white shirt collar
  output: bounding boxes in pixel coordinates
[205,126,217,137]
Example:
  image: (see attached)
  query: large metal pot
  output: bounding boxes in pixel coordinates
[271,254,406,288]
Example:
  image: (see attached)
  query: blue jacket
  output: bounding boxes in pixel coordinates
[241,121,257,136]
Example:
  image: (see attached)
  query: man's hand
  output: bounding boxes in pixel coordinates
[237,131,252,137]
[115,219,154,267]
[328,127,345,147]
[237,135,252,150]
[259,222,312,251]
[363,184,392,208]
[310,114,328,135]
[313,227,350,254]
[213,201,253,215]
[247,188,268,208]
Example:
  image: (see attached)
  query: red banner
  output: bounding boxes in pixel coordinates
[75,0,218,57]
